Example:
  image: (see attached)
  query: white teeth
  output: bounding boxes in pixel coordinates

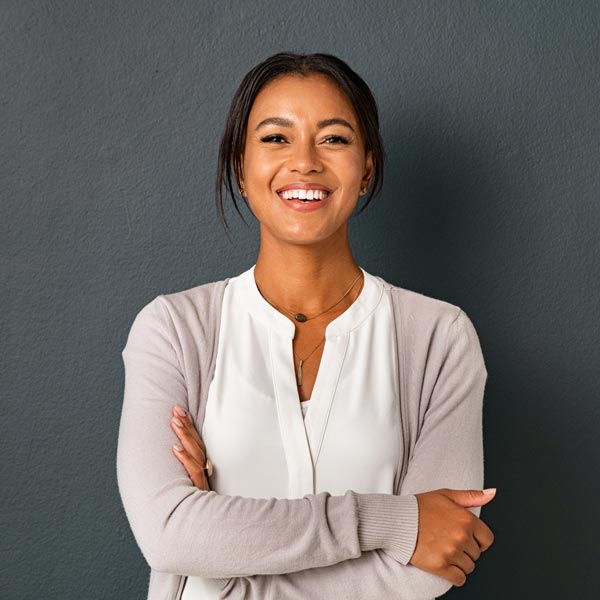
[279,189,329,200]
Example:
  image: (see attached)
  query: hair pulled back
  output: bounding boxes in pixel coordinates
[216,52,385,230]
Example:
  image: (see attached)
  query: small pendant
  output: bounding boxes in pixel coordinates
[296,359,304,386]
[295,313,308,322]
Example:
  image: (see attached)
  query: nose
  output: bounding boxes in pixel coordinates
[287,139,323,174]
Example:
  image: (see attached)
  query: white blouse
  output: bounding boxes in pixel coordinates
[182,265,402,599]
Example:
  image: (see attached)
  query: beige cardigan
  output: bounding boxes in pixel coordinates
[116,274,488,599]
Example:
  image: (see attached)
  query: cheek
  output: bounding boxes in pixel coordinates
[349,152,368,178]
[243,148,280,187]
[333,151,367,184]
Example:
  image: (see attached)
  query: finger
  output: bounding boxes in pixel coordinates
[172,443,193,474]
[173,404,196,430]
[172,444,206,487]
[438,488,496,508]
[462,536,482,562]
[452,551,476,577]
[170,419,206,465]
[473,519,495,552]
[170,418,207,465]
[185,417,206,449]
[173,404,188,419]
[439,564,467,587]
[172,406,206,450]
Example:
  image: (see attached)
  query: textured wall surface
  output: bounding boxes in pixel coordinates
[2,1,599,598]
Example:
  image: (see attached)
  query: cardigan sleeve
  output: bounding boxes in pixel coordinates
[221,309,488,599]
[116,296,419,580]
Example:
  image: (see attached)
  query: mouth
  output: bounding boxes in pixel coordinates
[275,187,332,203]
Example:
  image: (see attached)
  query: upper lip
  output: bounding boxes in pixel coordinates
[276,183,332,193]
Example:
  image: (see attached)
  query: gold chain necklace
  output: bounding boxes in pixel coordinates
[292,337,325,386]
[255,270,363,323]
[255,271,364,386]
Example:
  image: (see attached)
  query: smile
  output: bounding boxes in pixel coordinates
[278,189,330,201]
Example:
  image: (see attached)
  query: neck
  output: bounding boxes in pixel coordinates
[253,231,361,315]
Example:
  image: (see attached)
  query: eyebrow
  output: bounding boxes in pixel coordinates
[255,117,355,132]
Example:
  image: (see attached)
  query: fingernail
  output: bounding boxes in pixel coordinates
[174,405,186,417]
[173,444,183,452]
[483,488,496,495]
[172,417,184,428]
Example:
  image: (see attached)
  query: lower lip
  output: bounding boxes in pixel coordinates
[277,193,331,212]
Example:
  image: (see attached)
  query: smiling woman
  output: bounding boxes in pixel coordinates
[117,52,495,600]
[241,74,373,248]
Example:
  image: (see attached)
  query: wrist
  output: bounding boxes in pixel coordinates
[356,493,419,565]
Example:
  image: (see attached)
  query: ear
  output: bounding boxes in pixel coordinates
[361,150,375,190]
[236,164,246,197]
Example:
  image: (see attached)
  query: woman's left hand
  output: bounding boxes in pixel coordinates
[170,404,211,490]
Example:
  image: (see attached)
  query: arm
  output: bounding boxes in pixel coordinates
[224,309,488,599]
[116,296,418,579]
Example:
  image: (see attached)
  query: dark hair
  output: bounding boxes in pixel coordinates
[215,52,385,231]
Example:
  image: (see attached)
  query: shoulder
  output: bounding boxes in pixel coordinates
[373,273,484,355]
[372,273,463,328]
[372,273,487,375]
[128,277,231,339]
[159,278,230,315]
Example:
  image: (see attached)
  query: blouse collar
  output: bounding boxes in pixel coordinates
[232,264,383,340]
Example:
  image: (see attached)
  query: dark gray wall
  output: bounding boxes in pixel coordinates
[3,1,599,598]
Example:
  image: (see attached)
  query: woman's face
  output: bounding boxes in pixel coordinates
[241,73,374,247]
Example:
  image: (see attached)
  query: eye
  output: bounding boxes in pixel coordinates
[322,135,350,145]
[260,134,287,144]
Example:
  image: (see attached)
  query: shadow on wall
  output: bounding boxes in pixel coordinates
[359,109,505,302]
[360,108,598,596]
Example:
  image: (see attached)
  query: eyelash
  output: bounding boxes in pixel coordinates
[259,134,350,145]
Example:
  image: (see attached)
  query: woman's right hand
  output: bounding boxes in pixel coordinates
[170,404,211,490]
[410,488,496,587]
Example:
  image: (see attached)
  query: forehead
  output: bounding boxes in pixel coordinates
[248,73,358,125]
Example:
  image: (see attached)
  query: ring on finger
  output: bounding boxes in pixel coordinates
[202,457,213,477]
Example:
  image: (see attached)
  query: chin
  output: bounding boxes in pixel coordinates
[280,229,344,248]
[261,220,348,248]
